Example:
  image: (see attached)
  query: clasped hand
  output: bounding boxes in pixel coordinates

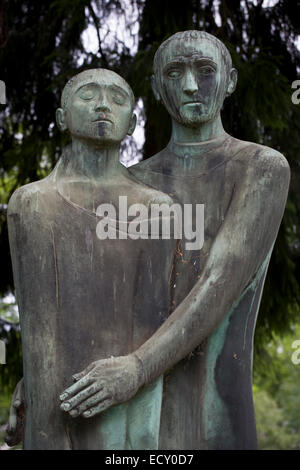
[59,354,144,418]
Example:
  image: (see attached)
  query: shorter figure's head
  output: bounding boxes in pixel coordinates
[152,31,237,128]
[56,69,136,147]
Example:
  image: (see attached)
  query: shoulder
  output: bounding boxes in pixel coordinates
[7,177,53,217]
[124,168,174,206]
[130,149,168,174]
[226,139,290,221]
[252,144,290,176]
[230,137,289,172]
[229,138,290,189]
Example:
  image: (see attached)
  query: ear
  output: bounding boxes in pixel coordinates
[56,108,68,132]
[127,113,137,136]
[151,75,161,102]
[226,68,238,97]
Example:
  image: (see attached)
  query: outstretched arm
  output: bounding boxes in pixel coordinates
[136,153,290,383]
[60,150,290,417]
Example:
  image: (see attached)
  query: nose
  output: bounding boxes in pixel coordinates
[94,91,111,113]
[183,69,198,95]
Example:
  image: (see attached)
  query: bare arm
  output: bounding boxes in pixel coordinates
[135,150,290,384]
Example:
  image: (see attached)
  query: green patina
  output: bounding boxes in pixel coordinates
[202,247,273,446]
[6,31,290,450]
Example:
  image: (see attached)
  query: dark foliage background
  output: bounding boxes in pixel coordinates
[0,0,300,391]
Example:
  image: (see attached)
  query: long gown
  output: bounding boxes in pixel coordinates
[7,148,177,450]
[130,132,288,449]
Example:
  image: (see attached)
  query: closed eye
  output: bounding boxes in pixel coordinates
[77,86,97,100]
[112,92,126,105]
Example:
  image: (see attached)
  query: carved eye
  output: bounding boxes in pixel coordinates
[78,88,96,100]
[198,65,216,75]
[167,69,182,79]
[112,92,126,105]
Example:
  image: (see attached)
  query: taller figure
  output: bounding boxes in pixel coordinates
[130,30,290,449]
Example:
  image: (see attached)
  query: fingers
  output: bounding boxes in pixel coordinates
[82,398,114,418]
[5,429,18,447]
[69,390,111,418]
[59,374,93,402]
[7,412,17,435]
[5,379,25,445]
[6,409,20,445]
[72,362,96,382]
[60,381,104,412]
[15,378,24,403]
[7,392,21,434]
[59,357,129,418]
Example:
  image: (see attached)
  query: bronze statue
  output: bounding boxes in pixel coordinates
[6,69,176,449]
[129,30,290,449]
[6,31,290,450]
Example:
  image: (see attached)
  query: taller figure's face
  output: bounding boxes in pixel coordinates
[153,36,237,128]
[57,69,136,147]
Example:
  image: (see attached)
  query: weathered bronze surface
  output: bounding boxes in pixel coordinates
[6,31,290,450]
[7,69,176,449]
[129,30,290,449]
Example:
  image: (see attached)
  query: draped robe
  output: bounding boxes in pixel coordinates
[8,150,176,450]
[130,132,289,449]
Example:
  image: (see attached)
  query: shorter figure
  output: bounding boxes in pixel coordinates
[6,69,176,449]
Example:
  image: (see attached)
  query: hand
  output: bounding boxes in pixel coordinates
[59,354,144,419]
[5,378,25,447]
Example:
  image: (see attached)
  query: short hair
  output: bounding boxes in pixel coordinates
[61,68,135,110]
[153,30,232,76]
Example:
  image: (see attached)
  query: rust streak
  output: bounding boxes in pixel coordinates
[65,423,73,450]
[50,224,59,309]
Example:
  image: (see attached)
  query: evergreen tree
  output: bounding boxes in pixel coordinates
[0,0,300,389]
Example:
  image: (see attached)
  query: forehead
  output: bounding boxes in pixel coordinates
[61,70,133,109]
[72,70,130,94]
[159,39,222,66]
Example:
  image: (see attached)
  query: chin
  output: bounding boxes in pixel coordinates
[179,113,214,127]
[76,134,117,147]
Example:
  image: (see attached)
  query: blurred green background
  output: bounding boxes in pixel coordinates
[1,0,300,450]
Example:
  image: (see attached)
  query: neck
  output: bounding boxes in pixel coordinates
[171,113,225,144]
[63,138,125,180]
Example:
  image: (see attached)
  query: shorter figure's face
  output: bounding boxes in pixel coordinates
[57,70,136,147]
[153,38,235,127]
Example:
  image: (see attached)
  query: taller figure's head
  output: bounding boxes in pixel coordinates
[56,69,136,148]
[152,31,237,128]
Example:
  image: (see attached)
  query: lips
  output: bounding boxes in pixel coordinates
[183,101,202,105]
[92,115,113,124]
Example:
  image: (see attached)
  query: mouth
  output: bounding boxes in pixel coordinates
[183,101,202,105]
[92,117,113,124]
